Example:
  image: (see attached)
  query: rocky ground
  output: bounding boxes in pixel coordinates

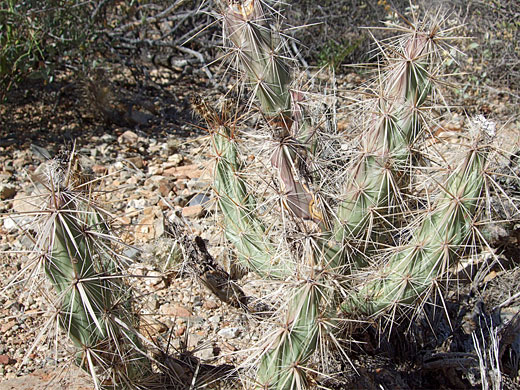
[1,7,520,389]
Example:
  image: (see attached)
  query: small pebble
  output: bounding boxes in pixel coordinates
[217,327,240,339]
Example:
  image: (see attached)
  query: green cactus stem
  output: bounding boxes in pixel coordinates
[257,280,322,390]
[342,143,488,315]
[223,0,291,122]
[39,158,151,389]
[222,0,317,221]
[334,32,432,244]
[48,211,109,348]
[208,113,292,279]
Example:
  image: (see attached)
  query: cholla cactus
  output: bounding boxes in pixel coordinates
[194,1,505,389]
[24,153,152,389]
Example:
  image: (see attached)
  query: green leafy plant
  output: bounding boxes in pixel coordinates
[191,1,513,389]
[317,38,362,70]
[0,0,44,92]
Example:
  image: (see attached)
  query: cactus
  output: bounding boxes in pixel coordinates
[343,142,488,315]
[256,280,322,390]
[223,0,316,221]
[209,109,292,279]
[196,1,499,389]
[23,151,239,390]
[30,154,152,389]
[333,33,431,244]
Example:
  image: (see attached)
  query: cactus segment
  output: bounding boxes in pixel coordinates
[342,146,487,315]
[50,209,150,388]
[223,0,319,221]
[224,0,291,121]
[37,158,152,389]
[213,126,292,279]
[333,32,432,252]
[257,282,321,390]
[48,212,108,347]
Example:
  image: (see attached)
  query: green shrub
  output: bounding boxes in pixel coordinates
[0,0,95,98]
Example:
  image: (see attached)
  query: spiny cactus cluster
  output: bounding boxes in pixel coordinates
[5,2,517,390]
[193,1,503,389]
[23,153,153,389]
